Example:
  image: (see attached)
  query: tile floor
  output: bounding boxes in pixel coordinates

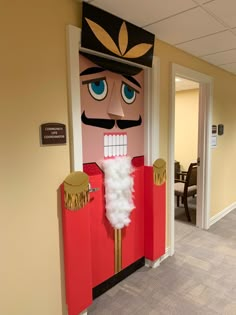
[88,209,236,314]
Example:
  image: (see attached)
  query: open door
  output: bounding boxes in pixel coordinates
[169,64,213,256]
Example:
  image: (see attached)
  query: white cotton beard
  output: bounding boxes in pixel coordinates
[102,156,134,229]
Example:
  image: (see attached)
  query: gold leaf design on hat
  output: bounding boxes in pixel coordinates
[85,18,153,60]
[85,18,121,56]
[124,43,153,59]
[118,22,128,55]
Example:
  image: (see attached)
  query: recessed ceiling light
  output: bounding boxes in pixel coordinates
[175,77,182,82]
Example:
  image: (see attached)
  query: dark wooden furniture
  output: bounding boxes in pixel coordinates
[174,160,180,182]
[174,163,197,222]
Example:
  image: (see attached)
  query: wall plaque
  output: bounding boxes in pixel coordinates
[218,124,224,136]
[40,123,66,145]
[212,124,217,134]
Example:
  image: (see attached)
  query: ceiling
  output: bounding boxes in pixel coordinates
[175,77,199,91]
[86,0,236,76]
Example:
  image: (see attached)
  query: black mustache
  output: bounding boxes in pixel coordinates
[117,116,142,129]
[81,111,115,129]
[81,111,142,130]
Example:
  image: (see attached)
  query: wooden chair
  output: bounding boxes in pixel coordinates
[174,162,197,222]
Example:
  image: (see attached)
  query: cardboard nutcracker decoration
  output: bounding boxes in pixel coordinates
[61,3,166,315]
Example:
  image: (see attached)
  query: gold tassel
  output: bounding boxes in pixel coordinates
[64,171,89,211]
[153,159,166,186]
[114,229,122,273]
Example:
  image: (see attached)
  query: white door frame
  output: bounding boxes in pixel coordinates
[66,24,160,171]
[169,64,213,256]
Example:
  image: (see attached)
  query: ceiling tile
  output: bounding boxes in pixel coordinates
[144,7,225,45]
[204,0,236,28]
[91,0,197,26]
[193,0,211,3]
[219,62,236,74]
[202,49,236,66]
[176,77,199,91]
[176,31,236,56]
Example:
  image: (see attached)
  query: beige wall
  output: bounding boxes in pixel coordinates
[1,2,236,315]
[175,89,199,171]
[0,1,81,315]
[154,40,236,218]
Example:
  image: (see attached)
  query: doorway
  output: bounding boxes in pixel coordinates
[168,64,213,256]
[174,77,199,225]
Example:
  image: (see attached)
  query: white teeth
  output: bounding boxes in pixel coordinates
[112,144,116,156]
[108,146,112,157]
[120,145,124,156]
[123,135,127,155]
[116,135,120,156]
[104,135,108,146]
[104,146,109,157]
[104,133,127,158]
[124,134,127,145]
[112,135,116,156]
[108,135,112,157]
[108,135,112,146]
[104,135,109,157]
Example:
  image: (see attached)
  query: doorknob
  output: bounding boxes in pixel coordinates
[89,187,99,193]
[88,183,99,193]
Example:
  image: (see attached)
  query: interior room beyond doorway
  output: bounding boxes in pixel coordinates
[174,77,199,226]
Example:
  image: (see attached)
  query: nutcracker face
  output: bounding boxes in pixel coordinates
[80,53,144,165]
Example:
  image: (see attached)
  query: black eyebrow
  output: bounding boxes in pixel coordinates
[80,67,105,76]
[82,76,106,85]
[123,75,141,88]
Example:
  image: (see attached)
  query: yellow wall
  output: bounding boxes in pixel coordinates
[175,89,199,171]
[154,40,236,217]
[1,2,236,315]
[0,1,81,315]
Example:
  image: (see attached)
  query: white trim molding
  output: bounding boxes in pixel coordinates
[144,56,160,165]
[145,247,171,268]
[145,258,160,268]
[159,247,171,263]
[66,25,83,171]
[210,202,236,227]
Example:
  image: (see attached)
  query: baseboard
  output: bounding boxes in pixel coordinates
[160,247,171,262]
[93,257,145,299]
[209,202,236,227]
[145,247,170,268]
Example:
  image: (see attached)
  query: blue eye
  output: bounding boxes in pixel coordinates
[88,79,108,100]
[121,83,136,104]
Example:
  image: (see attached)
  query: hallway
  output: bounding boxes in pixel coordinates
[89,210,236,314]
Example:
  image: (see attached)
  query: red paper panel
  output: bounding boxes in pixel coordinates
[144,166,166,261]
[153,182,166,258]
[89,174,115,287]
[144,167,154,259]
[122,167,144,269]
[61,163,166,314]
[61,185,92,315]
[132,156,144,168]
